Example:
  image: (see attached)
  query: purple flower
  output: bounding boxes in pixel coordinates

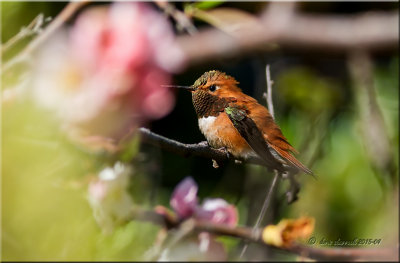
[161,177,239,260]
[170,177,198,218]
[170,177,238,226]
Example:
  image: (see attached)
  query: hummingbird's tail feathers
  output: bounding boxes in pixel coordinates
[271,135,299,154]
[270,145,314,175]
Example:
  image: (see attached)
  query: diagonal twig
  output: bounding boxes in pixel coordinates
[129,207,399,261]
[155,1,198,35]
[240,64,280,258]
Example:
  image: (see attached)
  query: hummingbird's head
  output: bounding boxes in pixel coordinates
[165,70,241,118]
[189,70,240,118]
[191,70,242,97]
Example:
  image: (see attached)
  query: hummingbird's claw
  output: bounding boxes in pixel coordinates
[217,146,231,159]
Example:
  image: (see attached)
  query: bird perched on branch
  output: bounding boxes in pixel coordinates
[171,70,313,178]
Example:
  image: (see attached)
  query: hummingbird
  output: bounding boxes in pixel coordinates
[172,70,312,175]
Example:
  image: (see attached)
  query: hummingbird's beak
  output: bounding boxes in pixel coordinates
[162,85,195,92]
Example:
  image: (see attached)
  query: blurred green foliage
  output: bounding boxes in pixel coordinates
[280,58,398,246]
[2,101,160,260]
[276,67,342,115]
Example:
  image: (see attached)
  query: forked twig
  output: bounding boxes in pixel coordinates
[2,1,89,73]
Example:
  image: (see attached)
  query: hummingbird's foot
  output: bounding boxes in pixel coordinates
[217,146,231,159]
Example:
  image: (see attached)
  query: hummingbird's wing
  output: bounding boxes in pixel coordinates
[241,98,314,176]
[224,106,285,172]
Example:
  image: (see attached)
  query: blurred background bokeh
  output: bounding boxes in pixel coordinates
[1,1,398,261]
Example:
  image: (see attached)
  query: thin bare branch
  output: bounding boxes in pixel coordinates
[240,169,280,258]
[241,64,280,258]
[138,127,267,167]
[256,64,280,220]
[178,10,398,66]
[254,171,279,229]
[263,64,275,119]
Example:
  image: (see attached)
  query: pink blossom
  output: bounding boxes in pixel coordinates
[32,2,183,142]
[87,162,134,233]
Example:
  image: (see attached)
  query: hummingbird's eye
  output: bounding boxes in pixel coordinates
[209,85,217,92]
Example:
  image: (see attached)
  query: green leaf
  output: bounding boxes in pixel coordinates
[194,1,225,10]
